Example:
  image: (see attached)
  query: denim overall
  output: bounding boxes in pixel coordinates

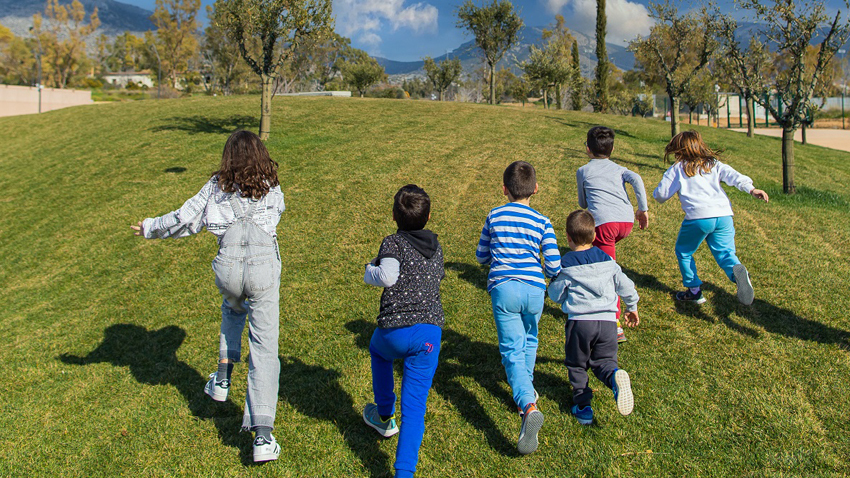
[212,193,281,431]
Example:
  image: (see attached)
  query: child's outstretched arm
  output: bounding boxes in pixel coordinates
[613,266,640,327]
[652,166,680,204]
[475,219,492,266]
[547,270,570,306]
[623,169,650,230]
[541,219,561,278]
[750,189,769,202]
[132,181,213,239]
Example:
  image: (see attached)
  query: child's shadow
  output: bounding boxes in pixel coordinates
[345,319,573,457]
[58,324,254,465]
[622,267,850,349]
[278,356,391,477]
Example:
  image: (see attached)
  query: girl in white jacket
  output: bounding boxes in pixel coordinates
[653,131,769,305]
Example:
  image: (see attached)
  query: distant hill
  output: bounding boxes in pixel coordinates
[377,25,635,80]
[0,0,154,36]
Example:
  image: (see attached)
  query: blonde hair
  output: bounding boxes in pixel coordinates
[664,130,722,177]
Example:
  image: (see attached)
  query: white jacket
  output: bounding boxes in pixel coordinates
[653,161,753,220]
[143,177,285,240]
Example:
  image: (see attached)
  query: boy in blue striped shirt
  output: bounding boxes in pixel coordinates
[476,161,561,455]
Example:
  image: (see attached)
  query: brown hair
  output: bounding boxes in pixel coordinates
[213,130,279,199]
[566,210,595,246]
[664,130,721,177]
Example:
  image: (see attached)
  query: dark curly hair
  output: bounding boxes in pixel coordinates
[212,130,279,199]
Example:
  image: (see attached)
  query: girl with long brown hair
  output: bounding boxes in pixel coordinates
[653,130,769,305]
[131,130,284,462]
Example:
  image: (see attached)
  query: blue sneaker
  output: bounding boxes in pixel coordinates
[362,403,399,437]
[612,369,634,416]
[676,288,706,304]
[570,404,593,425]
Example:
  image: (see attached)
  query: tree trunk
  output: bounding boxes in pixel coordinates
[555,83,562,109]
[781,126,796,194]
[801,122,807,145]
[746,96,755,138]
[260,74,274,141]
[439,89,444,101]
[543,88,548,109]
[670,95,680,137]
[489,63,496,105]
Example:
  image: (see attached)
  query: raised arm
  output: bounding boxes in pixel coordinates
[136,180,214,239]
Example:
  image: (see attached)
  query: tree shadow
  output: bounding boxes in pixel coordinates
[278,356,392,477]
[345,319,574,456]
[621,266,850,348]
[164,167,187,174]
[542,116,637,139]
[58,324,255,465]
[150,115,258,135]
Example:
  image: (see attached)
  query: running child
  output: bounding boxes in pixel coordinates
[132,130,285,463]
[548,210,639,425]
[653,130,769,305]
[576,126,649,343]
[362,184,444,478]
[476,161,561,455]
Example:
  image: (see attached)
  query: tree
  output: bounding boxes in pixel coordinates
[422,56,462,101]
[151,0,200,88]
[570,40,582,110]
[32,0,100,88]
[629,1,719,137]
[508,75,530,105]
[593,0,609,112]
[736,0,850,194]
[302,33,350,91]
[341,49,385,97]
[99,31,148,73]
[522,41,570,109]
[456,0,523,105]
[203,6,254,95]
[212,0,333,140]
[542,14,575,109]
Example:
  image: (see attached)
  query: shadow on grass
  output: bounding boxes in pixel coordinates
[58,324,255,465]
[164,166,187,174]
[277,356,392,478]
[345,319,574,457]
[151,114,258,135]
[622,267,850,349]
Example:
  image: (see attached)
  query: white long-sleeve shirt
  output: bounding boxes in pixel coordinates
[653,161,753,220]
[142,177,285,240]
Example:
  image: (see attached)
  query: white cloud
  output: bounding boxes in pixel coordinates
[333,0,439,51]
[544,0,654,45]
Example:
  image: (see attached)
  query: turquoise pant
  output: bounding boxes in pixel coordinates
[675,216,740,288]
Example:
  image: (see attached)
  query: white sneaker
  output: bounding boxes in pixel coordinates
[203,372,229,402]
[253,434,281,462]
[733,264,754,305]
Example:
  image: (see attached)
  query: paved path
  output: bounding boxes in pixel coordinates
[729,128,850,153]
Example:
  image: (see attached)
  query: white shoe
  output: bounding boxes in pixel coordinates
[253,434,281,462]
[203,372,229,402]
[733,264,754,305]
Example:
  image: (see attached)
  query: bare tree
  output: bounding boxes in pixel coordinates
[629,1,719,137]
[738,0,850,194]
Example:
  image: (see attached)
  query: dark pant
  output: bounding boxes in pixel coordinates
[565,320,618,408]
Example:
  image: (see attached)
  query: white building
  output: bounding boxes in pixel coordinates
[101,71,155,89]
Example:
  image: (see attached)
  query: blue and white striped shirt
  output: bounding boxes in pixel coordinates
[476,203,561,292]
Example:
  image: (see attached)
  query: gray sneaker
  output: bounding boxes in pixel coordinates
[362,403,399,437]
[733,264,754,305]
[612,369,634,416]
[253,434,280,462]
[204,372,229,402]
[517,404,543,455]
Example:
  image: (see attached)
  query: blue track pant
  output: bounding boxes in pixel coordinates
[675,216,740,288]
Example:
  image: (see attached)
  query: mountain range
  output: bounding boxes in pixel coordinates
[0,0,154,35]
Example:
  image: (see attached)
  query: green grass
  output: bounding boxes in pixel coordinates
[1,96,848,477]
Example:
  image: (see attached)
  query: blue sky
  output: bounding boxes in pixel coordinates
[122,0,850,62]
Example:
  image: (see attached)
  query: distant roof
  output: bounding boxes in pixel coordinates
[102,71,153,77]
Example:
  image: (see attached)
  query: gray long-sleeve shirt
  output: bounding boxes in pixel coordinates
[576,158,648,226]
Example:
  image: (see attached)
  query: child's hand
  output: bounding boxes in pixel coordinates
[636,210,649,230]
[130,221,145,237]
[623,310,640,327]
[750,189,769,203]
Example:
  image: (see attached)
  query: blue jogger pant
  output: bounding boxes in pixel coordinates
[370,323,442,478]
[490,279,544,412]
[675,216,740,288]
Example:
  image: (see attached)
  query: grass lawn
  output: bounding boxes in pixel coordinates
[0,95,848,477]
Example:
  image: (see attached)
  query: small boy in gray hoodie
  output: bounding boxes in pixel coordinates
[547,210,640,425]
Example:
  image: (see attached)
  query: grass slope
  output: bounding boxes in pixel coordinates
[0,96,848,477]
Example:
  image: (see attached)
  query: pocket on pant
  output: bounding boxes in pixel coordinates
[212,256,236,292]
[246,257,279,292]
